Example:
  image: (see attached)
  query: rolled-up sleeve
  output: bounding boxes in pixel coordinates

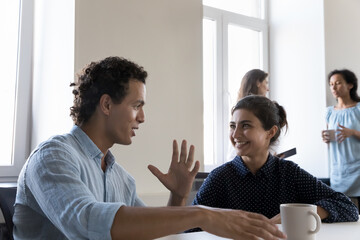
[87,202,122,239]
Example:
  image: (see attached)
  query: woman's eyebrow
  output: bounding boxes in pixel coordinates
[230,120,252,124]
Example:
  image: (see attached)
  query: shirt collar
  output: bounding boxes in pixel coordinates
[70,125,115,168]
[232,154,276,179]
[260,154,277,178]
[232,155,250,177]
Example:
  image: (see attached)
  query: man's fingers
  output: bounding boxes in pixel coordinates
[172,139,197,170]
[190,161,200,176]
[171,139,179,166]
[179,140,187,163]
[148,165,164,181]
[185,145,195,168]
[243,213,286,239]
[270,214,281,224]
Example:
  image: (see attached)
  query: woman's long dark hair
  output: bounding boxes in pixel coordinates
[237,69,268,101]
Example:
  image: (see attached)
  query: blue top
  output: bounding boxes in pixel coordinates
[13,125,145,240]
[192,155,359,223]
[326,102,360,196]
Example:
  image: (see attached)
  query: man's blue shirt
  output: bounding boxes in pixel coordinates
[13,125,145,240]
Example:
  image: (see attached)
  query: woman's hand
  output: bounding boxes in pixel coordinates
[148,140,200,206]
[336,123,354,143]
[321,130,331,143]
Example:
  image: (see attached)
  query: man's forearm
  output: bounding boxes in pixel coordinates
[167,192,188,206]
[110,205,203,240]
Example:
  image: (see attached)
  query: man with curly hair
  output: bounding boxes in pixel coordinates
[13,56,286,240]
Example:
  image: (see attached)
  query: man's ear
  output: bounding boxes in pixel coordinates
[99,94,112,116]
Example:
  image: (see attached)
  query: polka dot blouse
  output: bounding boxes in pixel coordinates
[192,155,359,223]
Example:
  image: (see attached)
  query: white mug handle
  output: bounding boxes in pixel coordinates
[308,211,321,234]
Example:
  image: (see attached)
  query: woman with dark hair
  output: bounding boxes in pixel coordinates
[237,69,269,100]
[193,95,359,224]
[227,69,270,161]
[322,69,360,208]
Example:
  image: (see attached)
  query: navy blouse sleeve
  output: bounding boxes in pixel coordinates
[291,163,359,222]
[192,168,227,208]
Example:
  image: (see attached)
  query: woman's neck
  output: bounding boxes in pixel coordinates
[336,97,357,109]
[241,151,269,175]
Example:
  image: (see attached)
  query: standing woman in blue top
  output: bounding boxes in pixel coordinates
[322,69,360,208]
[193,95,359,223]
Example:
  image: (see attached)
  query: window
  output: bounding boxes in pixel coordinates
[0,0,33,182]
[0,0,74,182]
[203,0,268,171]
[203,0,265,18]
[0,0,20,166]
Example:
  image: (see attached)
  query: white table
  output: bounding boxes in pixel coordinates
[156,220,360,240]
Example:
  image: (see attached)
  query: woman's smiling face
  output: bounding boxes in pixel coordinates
[229,109,272,158]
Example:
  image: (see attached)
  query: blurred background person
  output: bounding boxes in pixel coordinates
[237,69,269,100]
[227,69,269,161]
[322,69,360,209]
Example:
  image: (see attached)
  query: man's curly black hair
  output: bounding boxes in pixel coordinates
[70,56,147,125]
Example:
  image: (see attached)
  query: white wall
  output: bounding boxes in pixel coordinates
[268,0,328,177]
[268,0,360,178]
[75,0,203,206]
[324,0,360,106]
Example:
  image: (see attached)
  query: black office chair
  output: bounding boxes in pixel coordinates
[186,172,209,205]
[318,178,330,186]
[0,187,17,240]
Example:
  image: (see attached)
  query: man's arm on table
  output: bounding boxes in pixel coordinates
[111,205,286,240]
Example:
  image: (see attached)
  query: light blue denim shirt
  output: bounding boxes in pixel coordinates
[13,125,145,240]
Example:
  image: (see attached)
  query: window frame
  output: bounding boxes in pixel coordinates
[0,0,34,182]
[203,4,269,171]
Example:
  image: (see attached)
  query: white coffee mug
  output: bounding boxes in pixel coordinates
[280,203,321,240]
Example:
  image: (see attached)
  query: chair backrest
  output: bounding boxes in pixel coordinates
[0,187,17,240]
[186,172,209,205]
[318,178,330,186]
